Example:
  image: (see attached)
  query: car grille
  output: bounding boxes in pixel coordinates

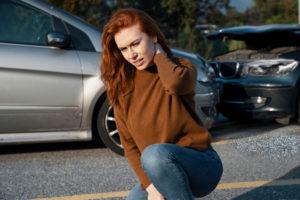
[210,62,240,78]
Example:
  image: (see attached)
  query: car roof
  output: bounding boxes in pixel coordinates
[206,24,300,49]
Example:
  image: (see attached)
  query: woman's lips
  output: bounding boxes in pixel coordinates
[135,58,144,66]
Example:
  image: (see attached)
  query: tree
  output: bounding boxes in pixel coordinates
[47,0,230,56]
[241,0,297,25]
[48,0,112,30]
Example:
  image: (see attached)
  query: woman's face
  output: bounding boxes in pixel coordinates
[114,24,157,70]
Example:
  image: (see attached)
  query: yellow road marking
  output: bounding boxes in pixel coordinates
[31,178,300,200]
[217,178,300,189]
[32,191,129,200]
[212,139,230,145]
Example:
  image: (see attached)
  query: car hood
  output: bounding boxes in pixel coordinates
[206,24,300,49]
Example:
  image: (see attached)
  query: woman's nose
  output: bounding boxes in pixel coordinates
[129,49,138,60]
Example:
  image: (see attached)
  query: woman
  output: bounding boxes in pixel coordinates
[100,8,223,200]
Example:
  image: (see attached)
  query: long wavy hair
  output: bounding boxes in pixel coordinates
[100,8,172,109]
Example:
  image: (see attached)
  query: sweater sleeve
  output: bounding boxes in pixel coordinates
[154,53,197,96]
[113,107,152,189]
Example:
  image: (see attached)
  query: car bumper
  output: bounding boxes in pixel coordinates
[220,83,297,120]
[195,82,220,128]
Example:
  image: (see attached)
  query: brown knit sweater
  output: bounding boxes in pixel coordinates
[113,53,211,189]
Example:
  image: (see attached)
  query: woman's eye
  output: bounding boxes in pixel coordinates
[120,48,127,52]
[133,42,140,46]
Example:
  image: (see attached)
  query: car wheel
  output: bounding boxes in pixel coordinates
[96,98,124,156]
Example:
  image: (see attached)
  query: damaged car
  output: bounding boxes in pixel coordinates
[206,24,300,124]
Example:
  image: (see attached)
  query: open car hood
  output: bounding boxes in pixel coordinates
[206,24,300,49]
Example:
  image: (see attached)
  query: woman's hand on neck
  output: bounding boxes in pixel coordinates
[155,43,166,56]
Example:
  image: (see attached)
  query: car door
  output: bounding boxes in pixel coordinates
[0,0,83,133]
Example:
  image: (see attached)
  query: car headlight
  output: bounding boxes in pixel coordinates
[205,62,216,80]
[197,63,216,82]
[194,59,216,82]
[241,59,298,76]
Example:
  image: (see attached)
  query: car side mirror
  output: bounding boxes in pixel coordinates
[47,32,70,48]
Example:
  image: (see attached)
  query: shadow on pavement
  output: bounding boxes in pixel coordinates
[232,165,300,200]
[0,140,106,155]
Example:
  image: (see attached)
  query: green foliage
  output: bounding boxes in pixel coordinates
[251,0,297,24]
[47,0,229,56]
[223,0,298,26]
[48,0,111,29]
[47,0,298,58]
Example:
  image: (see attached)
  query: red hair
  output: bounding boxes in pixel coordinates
[100,8,171,108]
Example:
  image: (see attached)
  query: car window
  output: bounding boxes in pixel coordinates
[65,23,95,52]
[0,0,54,46]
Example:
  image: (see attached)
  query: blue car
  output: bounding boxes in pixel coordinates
[207,24,300,125]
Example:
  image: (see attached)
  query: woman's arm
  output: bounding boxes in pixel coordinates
[154,44,197,96]
[113,107,152,189]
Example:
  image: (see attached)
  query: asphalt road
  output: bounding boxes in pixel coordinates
[0,119,299,200]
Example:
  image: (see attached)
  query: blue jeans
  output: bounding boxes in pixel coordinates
[126,143,223,200]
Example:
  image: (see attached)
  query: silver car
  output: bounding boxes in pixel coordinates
[0,0,218,155]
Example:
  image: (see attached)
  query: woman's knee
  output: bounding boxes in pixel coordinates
[140,143,175,171]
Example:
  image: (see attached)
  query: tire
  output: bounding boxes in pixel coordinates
[96,98,124,156]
